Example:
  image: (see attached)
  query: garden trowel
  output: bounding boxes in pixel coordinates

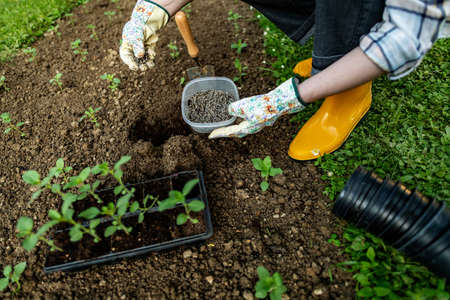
[175,11,215,80]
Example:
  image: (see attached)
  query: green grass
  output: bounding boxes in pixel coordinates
[0,0,88,61]
[255,10,450,299]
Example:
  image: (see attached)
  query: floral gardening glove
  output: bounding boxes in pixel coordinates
[120,0,169,71]
[209,77,306,138]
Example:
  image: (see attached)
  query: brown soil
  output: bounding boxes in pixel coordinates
[0,0,354,299]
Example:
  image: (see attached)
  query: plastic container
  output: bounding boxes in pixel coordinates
[181,76,239,133]
[43,170,213,273]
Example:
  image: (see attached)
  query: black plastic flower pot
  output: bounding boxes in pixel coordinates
[43,170,213,273]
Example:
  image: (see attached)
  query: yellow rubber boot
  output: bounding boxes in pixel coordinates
[288,81,372,160]
[293,58,312,78]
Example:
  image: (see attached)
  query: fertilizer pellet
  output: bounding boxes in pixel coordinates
[187,90,235,123]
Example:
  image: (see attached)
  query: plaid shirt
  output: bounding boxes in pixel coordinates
[360,0,449,80]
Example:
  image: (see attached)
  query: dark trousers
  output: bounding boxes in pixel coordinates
[243,0,385,74]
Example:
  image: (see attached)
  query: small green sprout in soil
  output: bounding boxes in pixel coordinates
[49,72,63,90]
[0,75,9,91]
[23,47,36,62]
[231,39,247,54]
[71,39,88,62]
[47,24,61,37]
[65,13,75,25]
[227,10,242,31]
[158,179,205,225]
[87,24,98,40]
[180,77,185,86]
[100,73,120,91]
[328,233,341,247]
[167,42,180,58]
[233,58,248,83]
[80,107,102,127]
[251,156,282,191]
[1,112,26,137]
[104,10,116,21]
[0,262,26,294]
[181,3,192,17]
[255,266,287,300]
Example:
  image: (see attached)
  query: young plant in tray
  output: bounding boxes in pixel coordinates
[231,39,247,54]
[49,72,63,90]
[80,106,102,127]
[100,73,120,91]
[251,156,283,191]
[71,39,88,62]
[0,262,26,294]
[1,112,26,137]
[254,266,287,300]
[158,179,205,225]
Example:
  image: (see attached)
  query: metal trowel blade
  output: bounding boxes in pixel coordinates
[186,65,215,81]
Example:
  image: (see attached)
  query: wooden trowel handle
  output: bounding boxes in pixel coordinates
[175,11,199,59]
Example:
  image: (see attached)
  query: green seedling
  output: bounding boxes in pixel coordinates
[228,10,242,31]
[80,107,102,127]
[0,75,8,91]
[87,24,98,40]
[71,39,88,62]
[0,262,26,294]
[23,47,36,62]
[104,11,116,21]
[232,58,248,82]
[328,233,341,247]
[231,39,247,54]
[167,42,180,58]
[158,179,205,225]
[255,266,287,300]
[47,24,61,37]
[251,156,282,191]
[100,73,120,91]
[1,112,26,137]
[17,156,142,252]
[180,77,185,86]
[49,72,63,90]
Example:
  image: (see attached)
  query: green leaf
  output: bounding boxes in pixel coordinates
[22,234,39,251]
[263,156,272,169]
[114,185,124,195]
[261,181,269,191]
[0,278,9,291]
[354,273,370,286]
[78,184,90,193]
[36,221,58,236]
[366,246,376,262]
[117,193,132,215]
[130,201,139,213]
[182,179,199,196]
[56,158,64,169]
[92,162,108,175]
[357,287,373,298]
[79,207,100,219]
[374,287,391,297]
[17,217,33,233]
[255,281,268,299]
[269,288,283,300]
[251,158,264,171]
[188,200,205,212]
[3,265,11,277]
[16,122,24,127]
[176,213,188,225]
[69,225,83,242]
[269,168,282,177]
[12,262,26,280]
[78,167,90,182]
[114,156,131,170]
[138,213,145,223]
[104,225,117,237]
[257,266,270,279]
[158,199,177,211]
[114,169,123,179]
[63,208,74,220]
[31,190,42,201]
[92,180,100,191]
[89,219,100,230]
[22,170,40,185]
[61,193,77,215]
[190,218,199,224]
[51,184,61,193]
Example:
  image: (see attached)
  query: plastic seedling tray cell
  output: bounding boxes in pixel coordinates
[182,77,239,134]
[43,170,213,273]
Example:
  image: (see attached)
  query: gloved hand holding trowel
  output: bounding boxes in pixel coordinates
[120,0,448,160]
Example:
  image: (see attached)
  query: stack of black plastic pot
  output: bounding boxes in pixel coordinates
[333,166,450,280]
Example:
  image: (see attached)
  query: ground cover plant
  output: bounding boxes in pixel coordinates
[256,9,450,298]
[251,156,283,191]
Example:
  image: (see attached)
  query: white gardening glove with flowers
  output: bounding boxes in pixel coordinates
[120,0,169,71]
[209,77,307,138]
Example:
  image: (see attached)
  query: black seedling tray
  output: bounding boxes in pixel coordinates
[43,170,213,273]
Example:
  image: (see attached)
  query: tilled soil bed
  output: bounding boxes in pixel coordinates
[0,0,354,298]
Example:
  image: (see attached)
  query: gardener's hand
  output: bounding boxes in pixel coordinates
[120,0,169,71]
[208,77,306,138]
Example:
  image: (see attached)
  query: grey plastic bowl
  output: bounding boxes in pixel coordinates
[181,77,239,133]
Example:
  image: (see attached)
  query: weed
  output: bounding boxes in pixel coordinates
[22,47,36,62]
[0,262,26,294]
[254,266,287,300]
[80,107,102,127]
[231,39,247,54]
[1,112,26,137]
[87,24,98,40]
[49,72,63,90]
[104,10,116,21]
[100,73,120,91]
[251,156,282,191]
[71,39,88,62]
[233,58,248,83]
[0,75,8,91]
[158,179,205,225]
[167,42,180,58]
